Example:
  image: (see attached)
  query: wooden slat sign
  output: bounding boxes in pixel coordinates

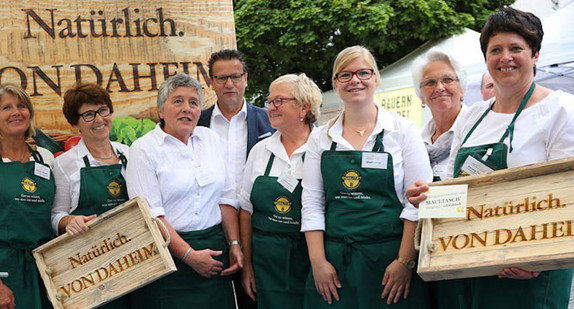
[0,0,236,134]
[33,197,176,309]
[418,157,574,281]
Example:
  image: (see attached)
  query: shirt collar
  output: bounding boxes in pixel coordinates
[152,123,204,146]
[212,98,247,121]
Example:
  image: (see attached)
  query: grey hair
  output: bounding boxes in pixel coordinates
[270,73,321,126]
[157,73,203,111]
[411,47,467,98]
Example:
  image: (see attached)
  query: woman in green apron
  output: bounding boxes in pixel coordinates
[51,83,130,308]
[0,84,55,309]
[126,74,241,309]
[238,73,321,308]
[407,8,574,309]
[301,46,432,308]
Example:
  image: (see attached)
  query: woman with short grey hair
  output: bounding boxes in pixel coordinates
[411,47,467,181]
[126,73,242,308]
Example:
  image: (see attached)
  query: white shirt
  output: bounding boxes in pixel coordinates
[1,146,54,165]
[301,106,432,232]
[51,139,129,234]
[239,131,308,214]
[126,124,238,232]
[421,105,467,180]
[446,91,574,178]
[210,100,248,197]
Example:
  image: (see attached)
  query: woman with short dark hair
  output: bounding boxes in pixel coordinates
[408,7,574,308]
[51,82,130,308]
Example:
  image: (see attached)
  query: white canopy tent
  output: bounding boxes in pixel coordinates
[535,1,574,93]
[319,29,487,125]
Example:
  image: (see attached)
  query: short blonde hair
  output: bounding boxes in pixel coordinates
[332,45,381,88]
[270,73,321,125]
[0,83,36,139]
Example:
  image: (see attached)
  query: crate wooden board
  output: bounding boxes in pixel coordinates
[418,157,574,281]
[33,196,176,309]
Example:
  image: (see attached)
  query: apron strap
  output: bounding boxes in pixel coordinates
[82,155,91,167]
[461,82,535,152]
[117,149,127,167]
[499,82,535,153]
[263,153,275,177]
[371,130,385,152]
[0,144,44,164]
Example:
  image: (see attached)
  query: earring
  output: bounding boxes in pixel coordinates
[300,117,304,122]
[421,103,426,108]
[460,97,464,102]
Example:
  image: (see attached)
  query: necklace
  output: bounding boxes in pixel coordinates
[92,153,114,160]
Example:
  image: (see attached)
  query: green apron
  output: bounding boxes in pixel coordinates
[304,132,430,308]
[129,224,235,309]
[74,151,128,216]
[250,153,309,309]
[440,83,574,309]
[74,151,130,309]
[0,145,54,308]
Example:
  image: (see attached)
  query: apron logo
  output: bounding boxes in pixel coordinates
[21,177,37,193]
[107,180,122,197]
[341,169,362,190]
[274,196,292,214]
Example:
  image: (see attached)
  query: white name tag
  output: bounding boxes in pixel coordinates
[277,170,298,193]
[361,152,388,169]
[194,163,215,187]
[460,155,495,176]
[34,163,51,180]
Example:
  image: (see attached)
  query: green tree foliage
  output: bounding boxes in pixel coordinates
[234,0,514,103]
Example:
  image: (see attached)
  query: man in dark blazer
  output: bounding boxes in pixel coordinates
[198,49,274,309]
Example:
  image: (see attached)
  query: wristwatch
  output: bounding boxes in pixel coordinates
[397,256,416,269]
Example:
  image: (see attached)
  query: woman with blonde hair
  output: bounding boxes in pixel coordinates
[239,73,320,308]
[0,84,54,309]
[301,46,431,308]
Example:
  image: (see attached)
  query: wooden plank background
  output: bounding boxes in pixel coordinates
[0,0,236,134]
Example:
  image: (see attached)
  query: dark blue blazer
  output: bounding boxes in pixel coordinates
[198,102,275,156]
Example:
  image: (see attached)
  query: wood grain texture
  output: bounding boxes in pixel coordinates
[0,0,235,133]
[33,197,176,309]
[418,157,574,281]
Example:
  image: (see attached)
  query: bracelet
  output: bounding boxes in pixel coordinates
[181,247,192,261]
[228,240,242,248]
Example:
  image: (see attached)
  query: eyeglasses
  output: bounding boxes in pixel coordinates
[420,75,459,88]
[78,106,111,122]
[212,73,245,85]
[335,69,374,82]
[264,97,297,108]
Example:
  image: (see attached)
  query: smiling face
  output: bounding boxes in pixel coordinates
[334,57,378,106]
[210,59,248,109]
[0,93,30,139]
[267,82,309,134]
[421,60,464,114]
[74,103,112,144]
[159,86,201,143]
[486,32,538,91]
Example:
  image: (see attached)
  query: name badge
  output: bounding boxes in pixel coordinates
[277,170,298,193]
[460,155,494,176]
[194,163,215,187]
[361,152,388,169]
[34,163,51,180]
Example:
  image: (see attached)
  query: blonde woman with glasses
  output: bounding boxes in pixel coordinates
[301,46,432,308]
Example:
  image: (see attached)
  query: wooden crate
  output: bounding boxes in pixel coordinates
[33,196,176,309]
[418,157,574,281]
